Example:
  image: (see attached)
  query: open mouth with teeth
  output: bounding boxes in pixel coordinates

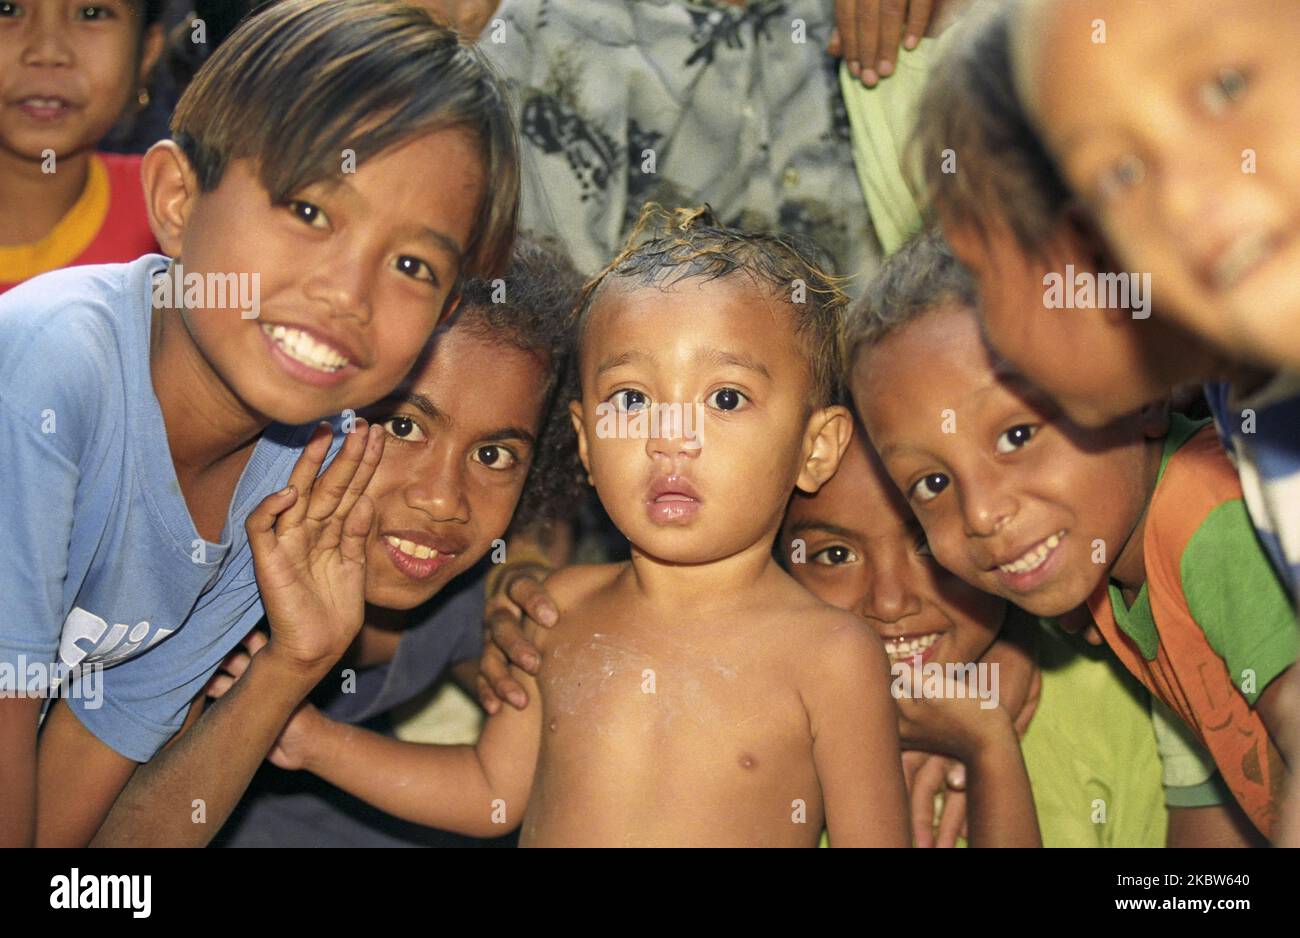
[261,323,351,373]
[882,632,943,665]
[997,530,1065,578]
[15,96,74,120]
[380,534,456,581]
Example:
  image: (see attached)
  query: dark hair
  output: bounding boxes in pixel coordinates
[574,204,849,408]
[171,0,518,278]
[128,0,164,27]
[911,1,1071,253]
[846,229,978,367]
[453,235,586,530]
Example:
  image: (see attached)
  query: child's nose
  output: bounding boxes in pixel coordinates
[959,481,1018,539]
[22,12,75,67]
[858,561,922,625]
[405,453,470,523]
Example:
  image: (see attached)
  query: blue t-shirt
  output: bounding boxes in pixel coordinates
[1204,376,1300,601]
[0,256,341,761]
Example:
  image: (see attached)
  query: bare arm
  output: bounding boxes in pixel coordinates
[300,663,543,838]
[0,696,41,847]
[91,649,330,846]
[805,619,910,847]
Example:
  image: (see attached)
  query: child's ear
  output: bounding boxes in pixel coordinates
[568,399,593,484]
[140,140,198,258]
[439,287,463,325]
[795,404,853,495]
[137,24,165,94]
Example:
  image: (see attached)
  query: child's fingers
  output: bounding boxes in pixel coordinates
[244,629,269,657]
[479,639,528,710]
[205,673,235,699]
[338,494,375,566]
[332,424,385,523]
[245,486,300,558]
[857,0,882,86]
[826,25,842,56]
[485,605,540,673]
[903,0,932,49]
[909,754,946,847]
[935,789,967,848]
[304,419,370,524]
[507,574,559,628]
[475,668,502,716]
[834,0,860,75]
[279,422,335,531]
[876,0,906,76]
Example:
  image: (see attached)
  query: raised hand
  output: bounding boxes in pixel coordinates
[246,420,385,676]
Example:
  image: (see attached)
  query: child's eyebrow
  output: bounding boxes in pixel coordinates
[478,426,536,448]
[596,349,652,375]
[786,519,861,542]
[375,391,452,428]
[411,225,465,261]
[697,347,771,380]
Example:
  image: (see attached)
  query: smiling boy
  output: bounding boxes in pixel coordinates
[0,0,518,846]
[848,232,1296,839]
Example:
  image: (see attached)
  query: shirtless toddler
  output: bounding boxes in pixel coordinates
[262,207,910,847]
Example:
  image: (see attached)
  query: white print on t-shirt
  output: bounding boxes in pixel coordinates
[58,607,174,669]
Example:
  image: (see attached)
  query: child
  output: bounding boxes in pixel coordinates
[779,422,1168,847]
[1013,0,1300,376]
[913,3,1300,613]
[0,0,518,847]
[0,0,164,292]
[847,232,1296,841]
[234,206,911,847]
[206,237,584,847]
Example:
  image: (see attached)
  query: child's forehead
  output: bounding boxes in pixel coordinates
[583,274,796,354]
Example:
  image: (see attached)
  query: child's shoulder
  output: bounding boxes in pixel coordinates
[542,562,624,609]
[1149,420,1246,542]
[761,573,888,668]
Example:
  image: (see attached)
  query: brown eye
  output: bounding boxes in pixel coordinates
[473,444,518,471]
[380,415,424,442]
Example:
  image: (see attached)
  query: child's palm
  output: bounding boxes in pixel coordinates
[247,422,385,671]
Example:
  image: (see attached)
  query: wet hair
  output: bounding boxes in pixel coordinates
[911,0,1071,253]
[574,204,849,408]
[170,0,518,278]
[846,229,978,367]
[452,235,586,530]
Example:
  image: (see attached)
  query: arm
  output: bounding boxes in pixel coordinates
[300,663,544,838]
[92,422,383,846]
[893,660,1041,847]
[804,620,910,847]
[0,697,41,847]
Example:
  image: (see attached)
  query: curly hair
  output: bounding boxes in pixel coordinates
[574,204,851,408]
[452,235,586,533]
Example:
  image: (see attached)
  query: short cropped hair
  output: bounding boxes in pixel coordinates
[574,204,849,408]
[846,229,977,368]
[454,235,586,529]
[911,1,1070,253]
[171,0,518,278]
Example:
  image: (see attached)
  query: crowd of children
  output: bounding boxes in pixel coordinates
[1,0,1297,848]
